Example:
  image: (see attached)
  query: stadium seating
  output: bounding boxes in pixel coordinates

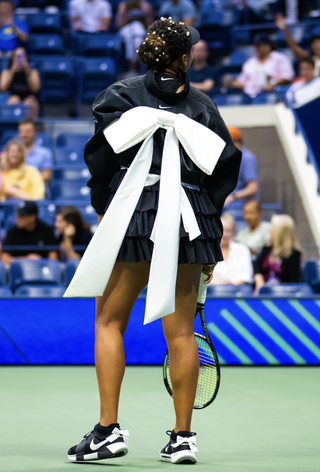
[51,181,91,204]
[1,130,51,148]
[206,284,253,298]
[28,34,64,55]
[0,92,10,105]
[212,94,251,106]
[76,58,117,103]
[9,260,62,292]
[53,167,90,182]
[53,148,85,166]
[31,56,74,102]
[251,93,281,105]
[56,133,91,148]
[64,259,80,286]
[25,14,62,34]
[0,287,12,298]
[303,260,320,293]
[0,261,6,285]
[80,206,98,226]
[258,283,313,297]
[38,204,57,226]
[14,285,66,298]
[0,105,29,122]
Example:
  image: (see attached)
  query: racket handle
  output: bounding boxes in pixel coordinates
[197,272,208,305]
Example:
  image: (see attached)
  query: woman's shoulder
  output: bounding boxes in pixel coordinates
[189,86,218,113]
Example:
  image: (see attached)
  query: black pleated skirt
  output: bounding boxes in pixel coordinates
[105,169,223,265]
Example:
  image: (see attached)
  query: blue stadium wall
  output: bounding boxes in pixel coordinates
[0,298,320,365]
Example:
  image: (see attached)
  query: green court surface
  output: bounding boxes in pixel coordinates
[1,367,319,472]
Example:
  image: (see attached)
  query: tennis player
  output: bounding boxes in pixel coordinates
[67,18,241,464]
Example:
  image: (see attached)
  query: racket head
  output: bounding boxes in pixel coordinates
[163,332,220,409]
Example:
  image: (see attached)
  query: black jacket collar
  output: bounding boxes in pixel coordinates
[144,69,190,105]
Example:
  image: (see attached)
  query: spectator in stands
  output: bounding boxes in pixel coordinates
[286,57,320,107]
[225,127,259,205]
[188,40,215,93]
[0,0,28,57]
[159,0,196,26]
[276,13,320,76]
[18,118,53,184]
[116,1,153,73]
[0,47,41,118]
[209,213,253,285]
[230,34,294,97]
[254,214,301,295]
[0,139,45,201]
[1,201,58,263]
[70,0,112,33]
[237,200,270,258]
[55,206,92,261]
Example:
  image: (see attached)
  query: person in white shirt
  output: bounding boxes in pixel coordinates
[286,57,320,107]
[70,0,112,33]
[236,200,270,258]
[231,34,294,98]
[210,213,253,285]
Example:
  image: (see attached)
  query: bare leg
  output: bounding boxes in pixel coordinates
[95,261,149,427]
[162,264,202,432]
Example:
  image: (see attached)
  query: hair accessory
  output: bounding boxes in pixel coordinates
[168,27,171,30]
[163,40,165,44]
[161,17,165,21]
[143,42,145,44]
[161,34,164,37]
[147,32,150,35]
[169,17,172,19]
[150,42,153,45]
[155,47,158,50]
[136,49,139,53]
[153,31,156,34]
[186,31,190,36]
[156,58,159,62]
[162,52,165,55]
[174,30,177,33]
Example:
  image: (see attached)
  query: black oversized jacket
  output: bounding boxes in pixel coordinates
[84,70,242,224]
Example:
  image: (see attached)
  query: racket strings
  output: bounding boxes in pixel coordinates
[165,334,218,409]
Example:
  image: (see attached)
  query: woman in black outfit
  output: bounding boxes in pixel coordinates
[55,206,92,261]
[0,47,40,117]
[66,18,241,464]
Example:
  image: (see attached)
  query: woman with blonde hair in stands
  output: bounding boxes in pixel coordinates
[0,139,45,201]
[254,214,302,295]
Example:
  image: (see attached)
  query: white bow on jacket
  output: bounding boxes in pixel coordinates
[64,106,226,325]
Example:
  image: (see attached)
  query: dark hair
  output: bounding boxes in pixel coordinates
[57,206,85,234]
[137,18,190,71]
[19,117,35,127]
[299,57,315,68]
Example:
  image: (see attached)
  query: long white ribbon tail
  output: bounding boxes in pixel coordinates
[64,135,154,298]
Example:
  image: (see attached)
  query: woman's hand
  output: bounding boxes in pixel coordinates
[202,263,217,284]
[64,223,76,238]
[275,13,286,31]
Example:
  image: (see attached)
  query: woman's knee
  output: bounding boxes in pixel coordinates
[7,95,21,104]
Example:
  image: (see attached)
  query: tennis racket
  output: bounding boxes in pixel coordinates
[163,272,221,409]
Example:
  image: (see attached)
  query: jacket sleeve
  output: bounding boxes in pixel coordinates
[204,109,242,219]
[84,87,134,214]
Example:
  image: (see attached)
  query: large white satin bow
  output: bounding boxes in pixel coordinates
[64,106,226,325]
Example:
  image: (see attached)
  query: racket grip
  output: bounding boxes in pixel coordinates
[197,272,208,305]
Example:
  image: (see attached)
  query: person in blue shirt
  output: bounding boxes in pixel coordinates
[159,0,196,26]
[225,126,259,205]
[188,40,215,93]
[0,0,28,56]
[18,118,53,183]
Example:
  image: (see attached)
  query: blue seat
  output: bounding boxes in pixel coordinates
[0,286,12,298]
[14,284,66,298]
[65,259,80,286]
[28,34,64,55]
[1,130,51,147]
[0,261,6,285]
[76,58,117,103]
[0,105,29,122]
[206,284,253,298]
[26,14,62,34]
[72,33,124,71]
[56,134,91,148]
[51,181,91,203]
[80,205,98,226]
[259,283,313,297]
[9,260,62,291]
[54,167,90,182]
[38,204,57,226]
[251,93,281,105]
[303,260,320,293]
[0,92,10,105]
[31,56,74,102]
[53,147,85,166]
[213,94,250,106]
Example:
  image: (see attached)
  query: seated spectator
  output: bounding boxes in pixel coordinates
[18,118,53,184]
[254,214,301,295]
[237,200,270,258]
[1,201,58,264]
[116,1,153,73]
[0,47,41,118]
[230,34,294,98]
[209,213,253,285]
[225,127,259,205]
[286,57,320,107]
[188,40,215,94]
[55,206,92,261]
[276,13,320,76]
[0,139,45,201]
[159,0,196,26]
[0,0,28,57]
[70,0,112,33]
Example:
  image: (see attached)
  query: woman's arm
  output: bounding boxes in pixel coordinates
[275,14,308,61]
[0,69,14,92]
[24,68,41,94]
[116,2,126,30]
[254,273,265,296]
